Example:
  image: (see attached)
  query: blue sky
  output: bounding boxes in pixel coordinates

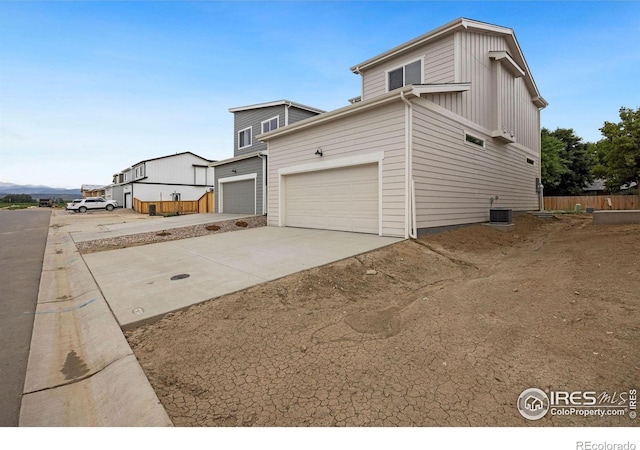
[1,1,639,188]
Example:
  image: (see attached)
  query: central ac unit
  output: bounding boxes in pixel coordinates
[490,208,513,224]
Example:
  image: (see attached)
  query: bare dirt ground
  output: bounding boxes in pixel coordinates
[125,214,639,426]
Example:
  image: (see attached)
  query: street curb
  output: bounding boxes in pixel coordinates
[19,213,173,426]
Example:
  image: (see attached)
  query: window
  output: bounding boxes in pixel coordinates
[526,158,535,165]
[387,59,422,91]
[238,127,252,149]
[465,133,485,148]
[262,116,279,134]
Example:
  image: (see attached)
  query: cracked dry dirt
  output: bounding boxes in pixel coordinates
[125,214,639,426]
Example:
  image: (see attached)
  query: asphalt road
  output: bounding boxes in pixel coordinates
[0,209,50,426]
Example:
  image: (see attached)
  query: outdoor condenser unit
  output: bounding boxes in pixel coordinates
[489,208,513,224]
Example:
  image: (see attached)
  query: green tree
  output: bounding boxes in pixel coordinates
[0,194,35,203]
[542,128,594,196]
[592,107,640,193]
[541,130,569,193]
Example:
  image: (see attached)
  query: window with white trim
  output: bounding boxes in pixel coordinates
[238,127,252,149]
[262,116,279,134]
[387,59,422,91]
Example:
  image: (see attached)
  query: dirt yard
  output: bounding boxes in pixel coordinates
[125,214,639,426]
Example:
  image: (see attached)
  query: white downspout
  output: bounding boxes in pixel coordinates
[285,102,291,126]
[258,150,267,215]
[400,91,417,239]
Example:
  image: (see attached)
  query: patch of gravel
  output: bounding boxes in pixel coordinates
[76,215,267,254]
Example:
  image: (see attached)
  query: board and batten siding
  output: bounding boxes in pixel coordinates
[360,35,455,101]
[214,156,265,215]
[267,101,407,237]
[411,100,539,229]
[424,30,542,152]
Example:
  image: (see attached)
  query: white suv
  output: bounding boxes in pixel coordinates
[67,197,118,213]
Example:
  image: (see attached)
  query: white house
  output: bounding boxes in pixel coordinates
[259,18,547,238]
[105,151,214,210]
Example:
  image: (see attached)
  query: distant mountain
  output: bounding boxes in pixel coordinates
[0,181,82,199]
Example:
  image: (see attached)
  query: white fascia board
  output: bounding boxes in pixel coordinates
[411,83,471,95]
[350,18,514,73]
[229,100,325,115]
[210,151,261,167]
[278,152,385,176]
[489,51,525,78]
[533,96,549,109]
[218,173,257,184]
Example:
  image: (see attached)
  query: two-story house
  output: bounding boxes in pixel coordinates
[211,100,324,215]
[105,151,213,210]
[259,18,547,238]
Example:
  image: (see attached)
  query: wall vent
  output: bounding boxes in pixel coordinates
[490,208,513,224]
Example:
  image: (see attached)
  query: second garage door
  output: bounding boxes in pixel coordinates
[222,179,255,214]
[284,163,379,234]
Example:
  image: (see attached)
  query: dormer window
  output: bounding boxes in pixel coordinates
[238,127,252,149]
[387,59,422,91]
[262,116,279,134]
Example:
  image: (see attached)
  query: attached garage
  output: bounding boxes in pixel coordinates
[220,175,256,214]
[283,163,379,234]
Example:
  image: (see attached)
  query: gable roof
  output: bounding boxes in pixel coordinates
[113,151,213,175]
[131,151,213,167]
[228,99,325,115]
[350,17,546,108]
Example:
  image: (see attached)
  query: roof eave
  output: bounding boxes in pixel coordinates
[258,84,470,141]
[350,18,515,74]
[228,99,325,115]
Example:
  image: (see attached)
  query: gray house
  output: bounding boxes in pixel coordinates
[260,18,547,238]
[211,100,323,215]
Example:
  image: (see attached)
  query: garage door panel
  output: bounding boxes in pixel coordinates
[222,179,255,214]
[284,163,378,234]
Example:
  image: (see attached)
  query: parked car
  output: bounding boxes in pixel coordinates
[66,197,118,213]
[38,198,52,207]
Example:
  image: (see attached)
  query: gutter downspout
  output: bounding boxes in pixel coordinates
[257,150,267,215]
[285,102,291,126]
[400,91,417,239]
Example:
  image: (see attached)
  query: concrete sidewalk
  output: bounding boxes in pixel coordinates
[19,213,172,426]
[71,212,250,242]
[84,227,402,329]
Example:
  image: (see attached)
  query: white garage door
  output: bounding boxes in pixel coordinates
[284,163,379,234]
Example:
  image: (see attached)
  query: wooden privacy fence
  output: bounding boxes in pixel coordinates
[134,191,214,215]
[544,195,639,211]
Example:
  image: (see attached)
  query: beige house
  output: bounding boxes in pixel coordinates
[259,18,547,239]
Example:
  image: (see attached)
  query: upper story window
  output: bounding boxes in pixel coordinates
[261,116,279,134]
[387,59,422,91]
[238,127,252,149]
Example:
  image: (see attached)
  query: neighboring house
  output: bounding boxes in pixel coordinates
[105,152,214,210]
[81,184,106,198]
[211,100,324,215]
[259,18,547,238]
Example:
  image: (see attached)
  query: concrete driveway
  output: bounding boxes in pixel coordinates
[83,227,402,328]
